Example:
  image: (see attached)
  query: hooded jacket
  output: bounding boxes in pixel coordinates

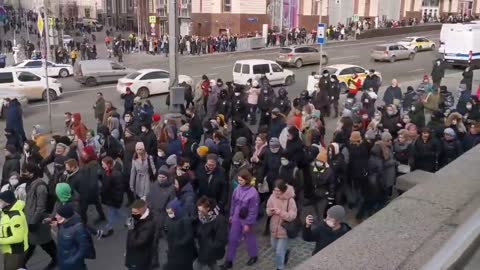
[71,113,88,142]
[266,185,297,239]
[100,166,125,208]
[57,214,91,269]
[0,200,29,254]
[229,185,260,226]
[33,125,51,158]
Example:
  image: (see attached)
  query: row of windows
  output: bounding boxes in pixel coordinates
[233,63,283,75]
[0,72,41,84]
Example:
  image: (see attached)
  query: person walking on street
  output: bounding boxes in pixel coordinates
[130,142,156,200]
[266,180,297,270]
[431,59,445,87]
[194,196,228,270]
[222,170,260,269]
[93,92,106,124]
[0,190,29,270]
[383,79,402,106]
[125,199,156,270]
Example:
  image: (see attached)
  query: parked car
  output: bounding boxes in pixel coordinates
[75,60,135,87]
[12,59,74,78]
[276,45,328,68]
[397,36,436,52]
[116,69,194,98]
[233,59,295,86]
[62,34,74,46]
[307,64,382,93]
[371,44,415,63]
[0,90,28,119]
[0,68,63,101]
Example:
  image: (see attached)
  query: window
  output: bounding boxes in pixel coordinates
[0,72,14,83]
[223,0,231,12]
[241,64,250,74]
[389,45,398,51]
[17,72,41,82]
[234,63,241,73]
[398,45,408,50]
[25,61,42,67]
[111,63,126,70]
[374,46,387,51]
[126,72,141,79]
[271,64,283,72]
[141,71,169,80]
[279,48,292,53]
[306,47,318,53]
[295,47,308,53]
[253,64,270,74]
[352,67,366,74]
[85,8,91,18]
[149,0,157,13]
[339,68,355,75]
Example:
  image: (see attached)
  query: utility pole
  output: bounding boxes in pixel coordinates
[167,0,183,117]
[318,0,324,75]
[41,2,53,132]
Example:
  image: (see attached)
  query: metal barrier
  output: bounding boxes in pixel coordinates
[236,37,266,51]
[421,207,480,270]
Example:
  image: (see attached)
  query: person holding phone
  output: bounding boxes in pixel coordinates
[302,205,351,255]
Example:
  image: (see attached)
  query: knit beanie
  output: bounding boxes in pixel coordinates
[135,142,145,150]
[0,190,16,204]
[196,146,209,158]
[55,183,72,203]
[57,204,75,219]
[327,205,346,221]
[232,152,245,163]
[381,131,393,142]
[236,137,248,147]
[166,154,177,167]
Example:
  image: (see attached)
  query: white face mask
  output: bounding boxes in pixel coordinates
[315,161,324,167]
[411,106,416,112]
[167,213,175,219]
[9,177,19,186]
[466,104,472,110]
[158,151,165,157]
[326,219,336,228]
[270,147,280,153]
[234,92,240,96]
[281,159,289,166]
[176,169,184,176]
[141,127,147,133]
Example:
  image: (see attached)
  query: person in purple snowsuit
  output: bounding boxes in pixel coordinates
[222,169,260,269]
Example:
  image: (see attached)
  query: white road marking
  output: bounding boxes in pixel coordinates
[29,100,72,108]
[64,85,115,94]
[408,68,425,73]
[330,56,359,61]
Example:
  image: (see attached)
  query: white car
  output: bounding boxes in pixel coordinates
[0,68,63,101]
[12,60,74,78]
[116,69,194,98]
[233,59,295,86]
[0,90,28,119]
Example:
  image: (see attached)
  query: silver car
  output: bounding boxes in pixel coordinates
[75,60,135,87]
[276,45,328,68]
[371,44,415,63]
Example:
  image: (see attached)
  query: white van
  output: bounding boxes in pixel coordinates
[443,23,480,68]
[232,59,295,86]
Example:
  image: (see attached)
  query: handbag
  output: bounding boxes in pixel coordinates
[257,177,270,194]
[281,198,301,239]
[146,155,156,182]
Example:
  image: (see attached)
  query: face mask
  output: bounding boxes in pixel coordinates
[141,127,147,133]
[50,140,56,145]
[323,74,328,77]
[281,158,289,166]
[315,161,324,168]
[158,151,165,157]
[326,219,336,228]
[270,147,280,153]
[176,169,184,176]
[9,177,19,186]
[387,110,394,116]
[330,78,335,82]
[362,114,368,120]
[132,214,142,221]
[24,145,29,151]
[452,119,457,125]
[167,213,175,219]
[234,92,240,96]
[466,104,472,110]
[411,106,416,112]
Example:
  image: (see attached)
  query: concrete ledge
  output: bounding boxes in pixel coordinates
[295,145,480,270]
[357,24,442,39]
[396,169,436,192]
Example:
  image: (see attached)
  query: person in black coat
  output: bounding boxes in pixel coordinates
[383,79,402,106]
[439,128,463,168]
[2,145,21,187]
[125,200,156,270]
[312,86,330,117]
[274,88,292,116]
[463,123,480,151]
[328,75,341,117]
[284,126,304,166]
[99,156,126,237]
[98,125,122,160]
[217,89,231,122]
[123,88,135,116]
[346,132,369,208]
[258,85,275,127]
[231,118,253,149]
[185,107,203,144]
[318,70,330,91]
[461,66,473,95]
[402,86,417,112]
[140,123,158,159]
[5,128,23,153]
[164,199,197,270]
[195,154,227,213]
[231,86,248,121]
[362,69,381,93]
[195,196,228,270]
[431,59,445,87]
[411,128,440,173]
[268,109,287,139]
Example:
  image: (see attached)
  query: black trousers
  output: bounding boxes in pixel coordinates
[80,198,106,224]
[24,240,57,267]
[4,253,25,270]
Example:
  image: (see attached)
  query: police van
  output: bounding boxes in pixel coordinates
[442,23,480,68]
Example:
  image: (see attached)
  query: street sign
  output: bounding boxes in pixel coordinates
[149,16,156,24]
[37,18,44,37]
[48,17,54,26]
[353,15,360,22]
[317,23,326,45]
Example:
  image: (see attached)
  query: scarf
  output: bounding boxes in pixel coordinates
[253,143,267,159]
[199,206,219,224]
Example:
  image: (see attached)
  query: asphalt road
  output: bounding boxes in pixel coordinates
[2,29,476,270]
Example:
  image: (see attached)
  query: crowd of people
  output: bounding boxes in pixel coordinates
[2,34,480,270]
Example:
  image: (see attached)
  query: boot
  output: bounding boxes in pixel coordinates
[246,257,258,266]
[221,261,233,270]
[285,249,290,265]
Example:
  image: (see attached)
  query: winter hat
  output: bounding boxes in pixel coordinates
[381,131,393,142]
[349,131,362,142]
[57,204,75,219]
[365,129,377,141]
[55,183,72,203]
[269,137,281,148]
[206,153,218,161]
[58,136,72,146]
[167,199,185,219]
[175,175,190,191]
[272,108,281,114]
[0,190,16,204]
[166,154,177,167]
[157,165,170,177]
[135,142,145,150]
[204,138,216,150]
[196,146,209,158]
[444,128,456,137]
[82,146,97,161]
[232,152,245,164]
[152,113,161,122]
[5,145,16,154]
[236,137,248,147]
[327,205,346,221]
[316,150,328,163]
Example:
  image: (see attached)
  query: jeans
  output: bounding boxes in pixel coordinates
[193,259,220,270]
[104,206,126,231]
[270,237,288,270]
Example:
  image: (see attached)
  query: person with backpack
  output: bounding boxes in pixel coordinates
[53,204,96,270]
[22,163,58,269]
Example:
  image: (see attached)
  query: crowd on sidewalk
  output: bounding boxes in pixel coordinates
[2,27,480,270]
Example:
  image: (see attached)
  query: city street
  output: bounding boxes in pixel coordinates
[2,28,478,270]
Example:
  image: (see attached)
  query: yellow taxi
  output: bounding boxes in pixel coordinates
[321,64,382,93]
[397,36,436,52]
